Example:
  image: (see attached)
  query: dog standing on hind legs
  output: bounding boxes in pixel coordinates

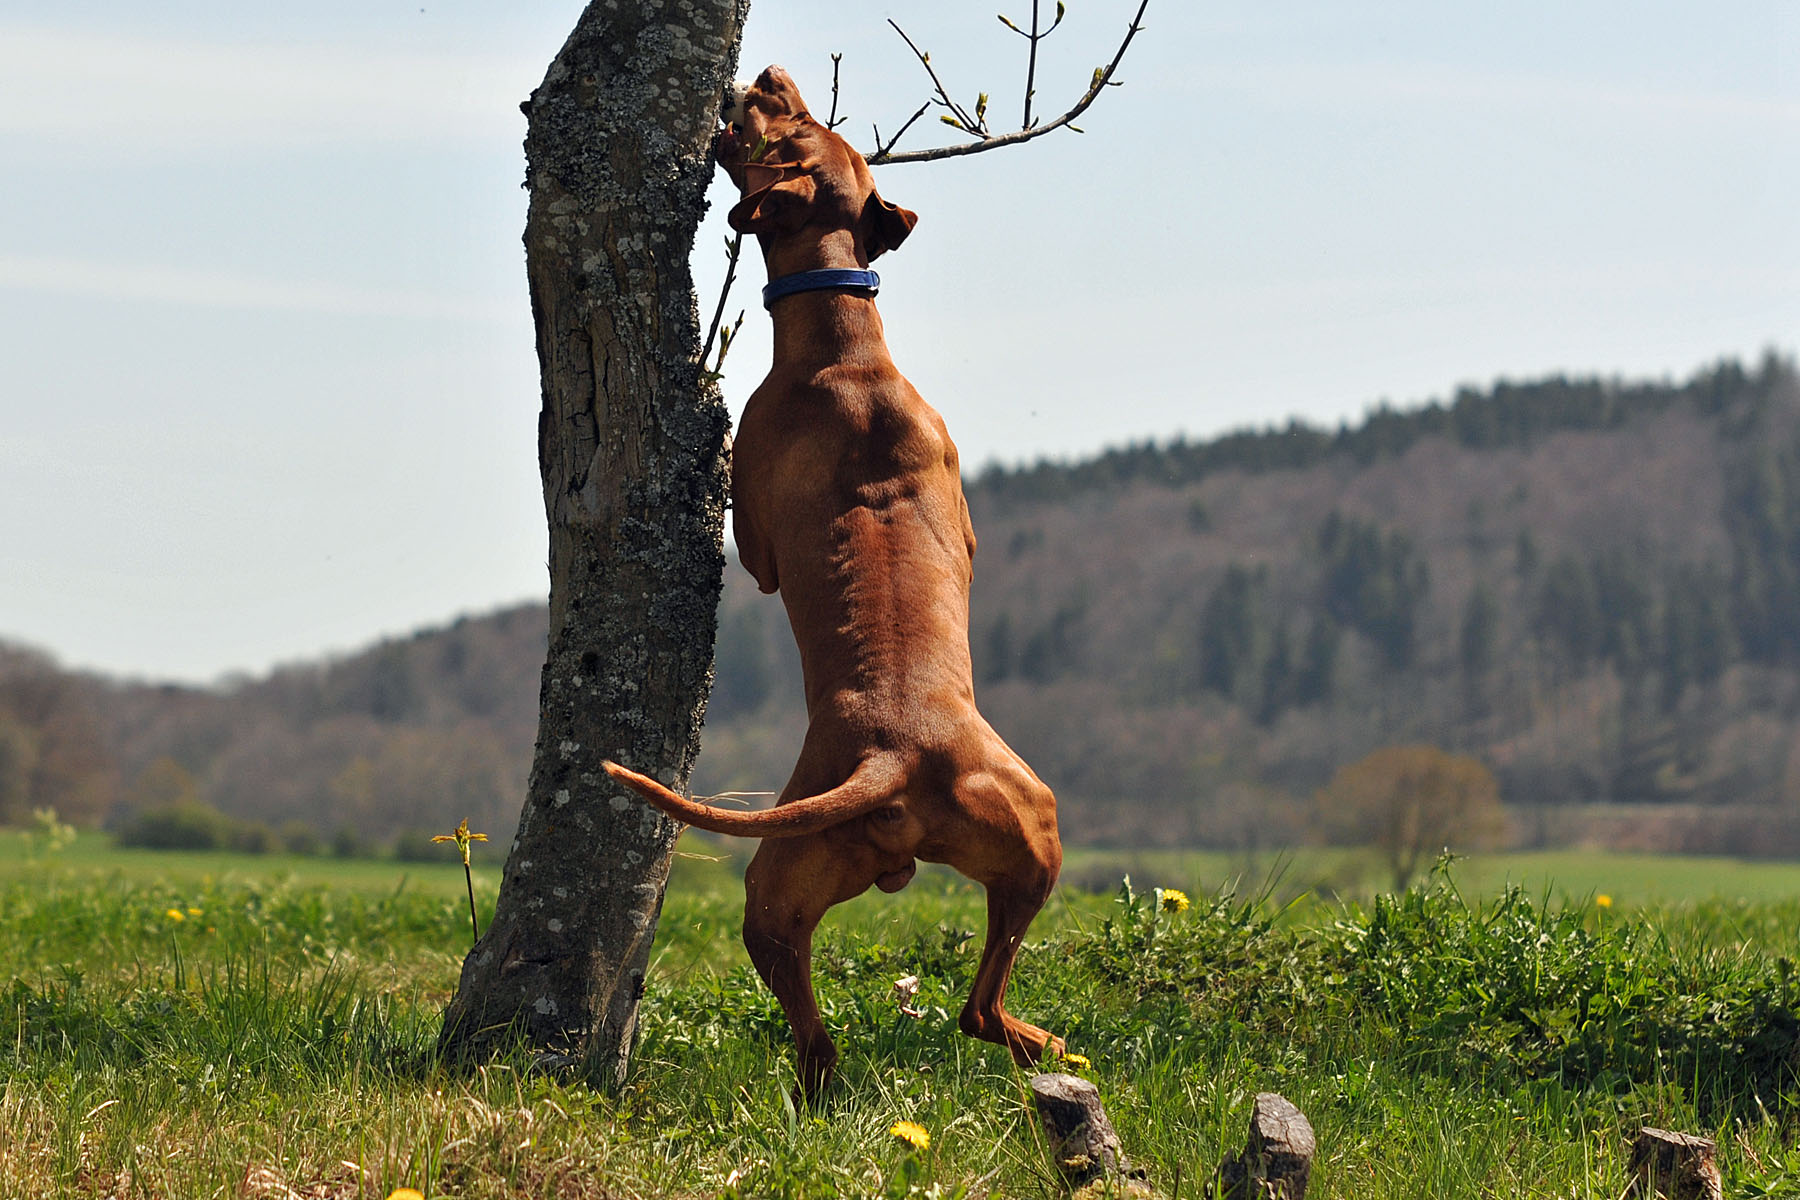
[603,65,1063,1098]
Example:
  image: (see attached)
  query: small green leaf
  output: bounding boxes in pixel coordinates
[997,13,1022,33]
[939,114,963,128]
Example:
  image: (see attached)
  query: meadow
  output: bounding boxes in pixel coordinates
[2,834,1798,1198]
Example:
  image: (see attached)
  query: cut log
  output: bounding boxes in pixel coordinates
[1029,1073,1158,1199]
[1626,1128,1722,1200]
[1214,1093,1314,1200]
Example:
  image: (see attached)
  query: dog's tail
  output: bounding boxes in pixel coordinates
[601,756,903,838]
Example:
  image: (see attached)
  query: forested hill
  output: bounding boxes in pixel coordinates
[970,355,1783,507]
[702,353,1800,852]
[4,354,1798,856]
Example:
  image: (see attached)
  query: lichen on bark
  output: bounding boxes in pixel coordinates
[438,0,749,1083]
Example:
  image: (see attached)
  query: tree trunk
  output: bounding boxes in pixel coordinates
[439,0,748,1084]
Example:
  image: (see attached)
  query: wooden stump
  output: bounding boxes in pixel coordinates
[1029,1073,1158,1199]
[1626,1128,1722,1200]
[1214,1093,1315,1200]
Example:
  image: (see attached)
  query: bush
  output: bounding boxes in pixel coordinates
[116,801,233,851]
[280,821,324,856]
[330,825,373,859]
[391,829,444,864]
[1316,744,1505,890]
[230,822,278,855]
[1058,863,1800,1120]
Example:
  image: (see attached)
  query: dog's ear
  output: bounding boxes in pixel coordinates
[728,174,818,236]
[860,190,918,260]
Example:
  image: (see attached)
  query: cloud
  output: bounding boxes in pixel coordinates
[0,251,515,322]
[0,24,537,154]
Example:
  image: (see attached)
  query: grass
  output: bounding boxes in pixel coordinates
[2,839,1797,1198]
[0,830,499,899]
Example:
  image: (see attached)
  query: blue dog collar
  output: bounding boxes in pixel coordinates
[761,268,880,309]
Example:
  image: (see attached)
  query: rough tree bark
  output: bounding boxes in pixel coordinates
[438,0,749,1083]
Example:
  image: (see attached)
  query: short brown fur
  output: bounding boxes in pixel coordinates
[604,65,1062,1096]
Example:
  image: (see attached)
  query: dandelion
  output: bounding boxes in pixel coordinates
[186,907,203,918]
[386,1190,426,1200]
[1596,894,1613,909]
[433,818,488,945]
[1159,887,1190,914]
[1060,1052,1092,1072]
[164,908,185,922]
[889,1120,931,1152]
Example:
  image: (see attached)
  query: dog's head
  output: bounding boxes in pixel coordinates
[718,65,917,263]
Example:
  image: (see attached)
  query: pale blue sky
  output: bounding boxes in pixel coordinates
[2,1,1795,682]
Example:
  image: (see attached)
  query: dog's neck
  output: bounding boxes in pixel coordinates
[760,230,891,370]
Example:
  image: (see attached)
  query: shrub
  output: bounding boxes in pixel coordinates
[279,821,324,856]
[230,822,278,855]
[391,829,444,864]
[330,825,372,859]
[1316,745,1505,890]
[1058,863,1799,1120]
[116,801,233,851]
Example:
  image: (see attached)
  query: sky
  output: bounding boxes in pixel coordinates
[2,1,1795,684]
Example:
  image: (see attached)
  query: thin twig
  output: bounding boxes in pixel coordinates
[866,0,1148,166]
[886,19,983,135]
[709,309,744,379]
[827,53,845,129]
[1023,1,1041,129]
[699,231,744,370]
[870,102,931,162]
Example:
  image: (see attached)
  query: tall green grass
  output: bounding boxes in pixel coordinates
[1,852,1795,1197]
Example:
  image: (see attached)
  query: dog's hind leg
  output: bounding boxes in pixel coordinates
[945,770,1065,1067]
[960,873,1065,1067]
[741,835,873,1098]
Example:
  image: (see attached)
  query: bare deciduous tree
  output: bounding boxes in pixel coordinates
[1317,745,1505,892]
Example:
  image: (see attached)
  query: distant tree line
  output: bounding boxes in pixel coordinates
[8,353,1800,856]
[972,353,1796,507]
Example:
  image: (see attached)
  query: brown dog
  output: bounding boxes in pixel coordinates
[603,65,1062,1096]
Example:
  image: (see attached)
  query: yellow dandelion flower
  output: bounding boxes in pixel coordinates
[1596,894,1613,909]
[386,1190,426,1200]
[186,907,203,918]
[164,908,185,922]
[1159,888,1190,914]
[1060,1052,1092,1071]
[889,1120,930,1151]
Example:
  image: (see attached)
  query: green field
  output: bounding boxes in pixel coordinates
[15,830,1799,907]
[3,835,1798,1197]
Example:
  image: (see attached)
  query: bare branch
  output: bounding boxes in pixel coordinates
[708,309,745,379]
[885,19,985,136]
[870,102,931,162]
[826,53,845,129]
[1023,1,1041,130]
[865,0,1147,166]
[699,231,744,372]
